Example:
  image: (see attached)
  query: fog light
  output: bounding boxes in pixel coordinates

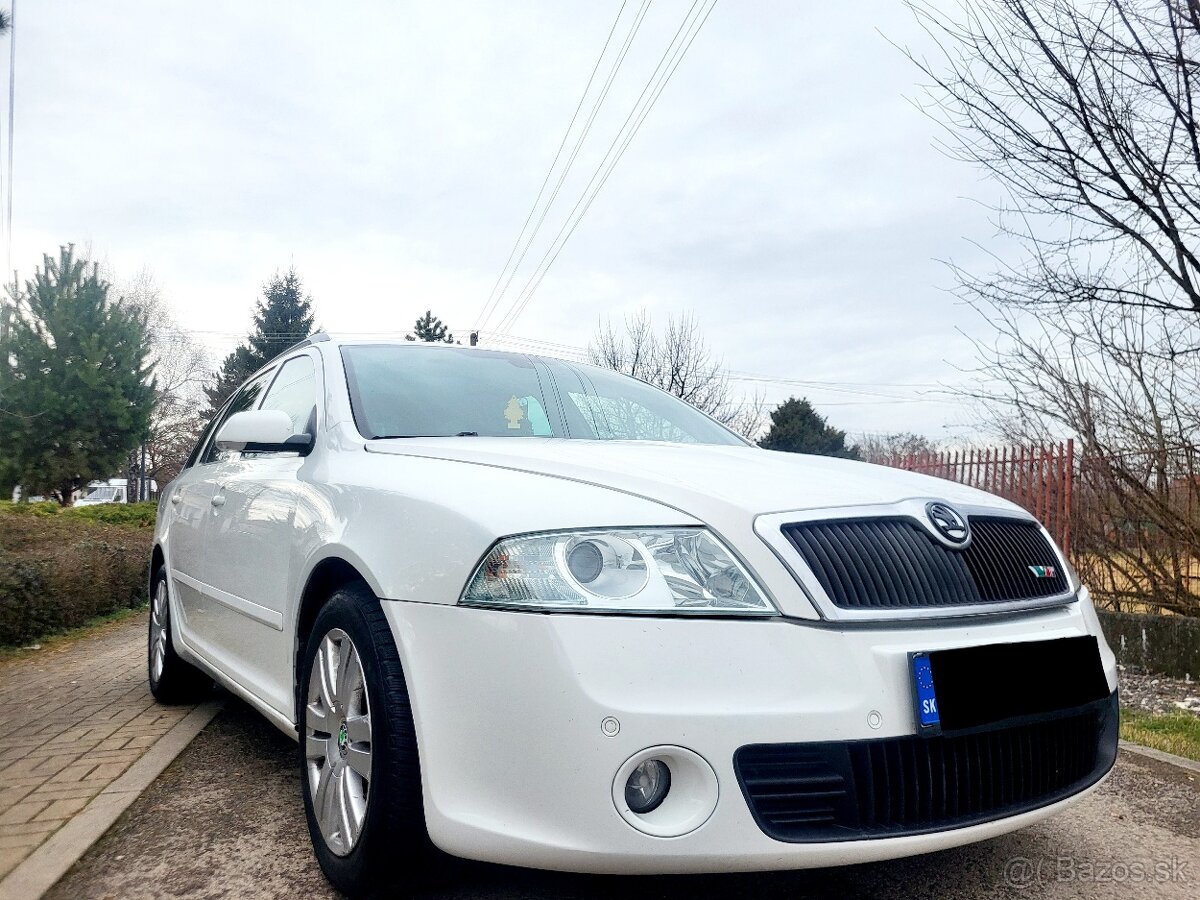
[624,758,671,814]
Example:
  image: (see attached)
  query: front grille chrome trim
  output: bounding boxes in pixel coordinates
[755,500,1078,623]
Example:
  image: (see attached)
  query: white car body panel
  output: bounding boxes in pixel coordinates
[153,337,1119,875]
[382,598,1115,873]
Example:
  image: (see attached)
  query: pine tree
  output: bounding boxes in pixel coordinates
[0,246,155,504]
[758,397,860,459]
[410,310,455,344]
[204,268,315,413]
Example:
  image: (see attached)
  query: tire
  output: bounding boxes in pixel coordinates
[148,565,213,704]
[299,584,438,897]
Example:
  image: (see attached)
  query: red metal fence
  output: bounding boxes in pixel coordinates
[890,439,1200,615]
[894,440,1076,555]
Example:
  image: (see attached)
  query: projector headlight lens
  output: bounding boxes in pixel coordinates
[460,527,776,614]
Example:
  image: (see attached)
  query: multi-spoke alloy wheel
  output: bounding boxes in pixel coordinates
[149,579,169,683]
[305,628,373,856]
[146,565,211,704]
[299,586,437,896]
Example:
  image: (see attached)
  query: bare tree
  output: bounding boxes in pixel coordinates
[967,304,1200,615]
[908,0,1200,615]
[908,0,1200,334]
[858,432,940,466]
[589,311,763,437]
[118,270,212,488]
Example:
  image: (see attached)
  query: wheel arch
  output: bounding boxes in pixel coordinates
[149,543,165,594]
[292,552,382,724]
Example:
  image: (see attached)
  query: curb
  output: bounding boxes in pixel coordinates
[0,698,225,900]
[1119,739,1200,776]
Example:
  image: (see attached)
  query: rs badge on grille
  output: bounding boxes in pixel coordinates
[1028,565,1057,578]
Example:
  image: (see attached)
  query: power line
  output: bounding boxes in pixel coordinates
[480,0,652,333]
[493,0,719,334]
[474,329,959,402]
[5,0,14,278]
[163,323,966,406]
[475,1,642,332]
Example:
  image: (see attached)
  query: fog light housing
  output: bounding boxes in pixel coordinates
[612,746,718,837]
[624,759,671,814]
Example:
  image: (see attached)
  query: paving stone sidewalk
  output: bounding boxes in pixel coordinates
[0,614,207,883]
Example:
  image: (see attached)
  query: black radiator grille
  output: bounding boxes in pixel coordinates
[781,515,1068,610]
[734,694,1117,842]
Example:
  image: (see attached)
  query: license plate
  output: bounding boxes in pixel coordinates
[910,652,941,733]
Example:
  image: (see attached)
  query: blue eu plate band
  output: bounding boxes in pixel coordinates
[909,651,942,736]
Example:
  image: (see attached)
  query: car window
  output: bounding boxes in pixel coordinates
[198,369,275,465]
[260,355,318,436]
[339,345,744,445]
[543,359,743,445]
[342,346,561,439]
[182,411,222,471]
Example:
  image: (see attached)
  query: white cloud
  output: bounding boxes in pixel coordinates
[8,0,1009,438]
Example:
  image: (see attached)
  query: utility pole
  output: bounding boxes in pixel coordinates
[5,0,15,278]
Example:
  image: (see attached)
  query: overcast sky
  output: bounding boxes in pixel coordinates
[10,0,1010,439]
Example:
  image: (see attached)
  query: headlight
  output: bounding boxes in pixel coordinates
[460,527,777,615]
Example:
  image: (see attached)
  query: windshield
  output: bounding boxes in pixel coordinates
[82,486,119,501]
[340,345,744,446]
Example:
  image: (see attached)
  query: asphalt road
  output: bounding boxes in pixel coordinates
[50,698,1199,900]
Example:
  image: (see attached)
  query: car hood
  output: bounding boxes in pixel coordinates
[363,437,1021,520]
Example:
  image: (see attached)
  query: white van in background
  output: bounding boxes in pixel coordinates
[76,479,131,505]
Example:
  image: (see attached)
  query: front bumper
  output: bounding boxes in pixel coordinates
[380,599,1118,874]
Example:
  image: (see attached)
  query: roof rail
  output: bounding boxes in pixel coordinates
[266,332,331,365]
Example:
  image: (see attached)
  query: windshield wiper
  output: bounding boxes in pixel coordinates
[372,432,480,439]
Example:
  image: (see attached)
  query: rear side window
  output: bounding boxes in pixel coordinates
[260,355,318,435]
[198,369,275,465]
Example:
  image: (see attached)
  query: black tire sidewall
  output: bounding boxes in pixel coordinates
[148,565,210,703]
[298,587,431,896]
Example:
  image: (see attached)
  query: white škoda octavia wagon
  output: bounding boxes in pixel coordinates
[149,335,1118,895]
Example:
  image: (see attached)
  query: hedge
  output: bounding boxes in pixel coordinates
[0,506,154,646]
[0,500,158,528]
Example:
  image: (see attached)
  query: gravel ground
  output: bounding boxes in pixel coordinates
[1118,668,1200,716]
[49,698,1200,900]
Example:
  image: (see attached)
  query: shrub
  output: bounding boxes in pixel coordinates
[64,502,158,529]
[0,509,152,645]
[0,501,157,529]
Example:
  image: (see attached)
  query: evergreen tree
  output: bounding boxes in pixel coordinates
[0,246,155,504]
[205,267,315,413]
[758,397,860,459]
[410,310,455,343]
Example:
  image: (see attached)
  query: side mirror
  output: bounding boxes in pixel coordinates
[215,410,313,455]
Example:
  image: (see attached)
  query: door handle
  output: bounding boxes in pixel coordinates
[211,495,226,508]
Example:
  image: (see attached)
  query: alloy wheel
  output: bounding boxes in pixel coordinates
[149,579,169,683]
[305,627,373,856]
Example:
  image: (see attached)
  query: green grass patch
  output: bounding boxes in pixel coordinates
[0,603,149,665]
[1120,707,1200,762]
